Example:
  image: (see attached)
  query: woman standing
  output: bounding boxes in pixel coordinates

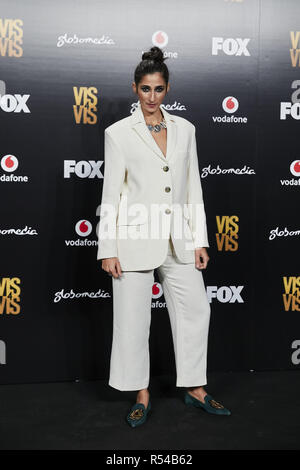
[97,46,231,427]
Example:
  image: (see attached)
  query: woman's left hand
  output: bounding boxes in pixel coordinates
[195,247,209,270]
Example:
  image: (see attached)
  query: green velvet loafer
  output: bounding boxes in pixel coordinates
[184,391,231,415]
[126,400,152,427]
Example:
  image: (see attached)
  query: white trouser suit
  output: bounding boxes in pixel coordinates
[108,235,211,391]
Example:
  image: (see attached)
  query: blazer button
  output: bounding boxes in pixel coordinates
[163,166,169,172]
[165,208,171,214]
[165,186,171,192]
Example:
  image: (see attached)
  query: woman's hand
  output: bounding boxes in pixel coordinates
[101,257,123,279]
[195,247,209,270]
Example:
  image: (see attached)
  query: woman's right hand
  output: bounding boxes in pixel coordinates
[101,257,123,279]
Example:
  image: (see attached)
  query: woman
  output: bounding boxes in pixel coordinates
[97,46,231,427]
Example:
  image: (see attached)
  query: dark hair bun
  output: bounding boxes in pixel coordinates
[142,46,165,63]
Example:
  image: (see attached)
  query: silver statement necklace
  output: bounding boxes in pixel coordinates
[146,117,167,133]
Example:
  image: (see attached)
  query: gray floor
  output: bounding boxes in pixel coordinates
[0,370,299,450]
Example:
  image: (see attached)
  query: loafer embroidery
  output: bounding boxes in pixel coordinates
[129,408,144,420]
[208,398,225,409]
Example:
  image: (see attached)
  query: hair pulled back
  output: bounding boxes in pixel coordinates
[134,46,169,87]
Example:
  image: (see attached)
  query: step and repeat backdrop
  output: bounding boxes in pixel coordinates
[0,0,299,384]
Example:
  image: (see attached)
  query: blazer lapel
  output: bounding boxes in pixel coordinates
[130,102,177,164]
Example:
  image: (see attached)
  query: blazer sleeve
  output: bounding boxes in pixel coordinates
[187,125,210,249]
[96,129,126,260]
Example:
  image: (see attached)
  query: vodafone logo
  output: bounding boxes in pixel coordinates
[290,160,300,177]
[65,219,96,249]
[75,220,93,237]
[280,160,300,186]
[212,97,247,124]
[152,282,163,299]
[152,281,167,309]
[150,31,178,59]
[152,30,168,48]
[0,154,28,183]
[222,96,239,114]
[1,154,18,172]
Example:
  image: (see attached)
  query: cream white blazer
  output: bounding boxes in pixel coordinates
[96,102,209,271]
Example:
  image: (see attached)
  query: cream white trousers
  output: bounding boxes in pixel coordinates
[108,236,211,391]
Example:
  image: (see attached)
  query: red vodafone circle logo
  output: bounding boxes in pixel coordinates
[152,31,168,48]
[152,282,163,299]
[1,154,19,172]
[290,160,300,177]
[75,220,92,237]
[222,96,239,113]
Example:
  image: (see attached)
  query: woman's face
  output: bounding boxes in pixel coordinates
[132,72,170,115]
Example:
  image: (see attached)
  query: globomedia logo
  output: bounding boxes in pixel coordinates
[212,96,247,124]
[269,226,300,241]
[51,282,166,306]
[200,164,255,178]
[280,160,300,186]
[0,154,29,183]
[131,100,187,114]
[53,288,111,303]
[65,219,97,249]
[56,32,115,48]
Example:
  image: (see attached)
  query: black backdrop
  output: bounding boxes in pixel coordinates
[0,0,299,385]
